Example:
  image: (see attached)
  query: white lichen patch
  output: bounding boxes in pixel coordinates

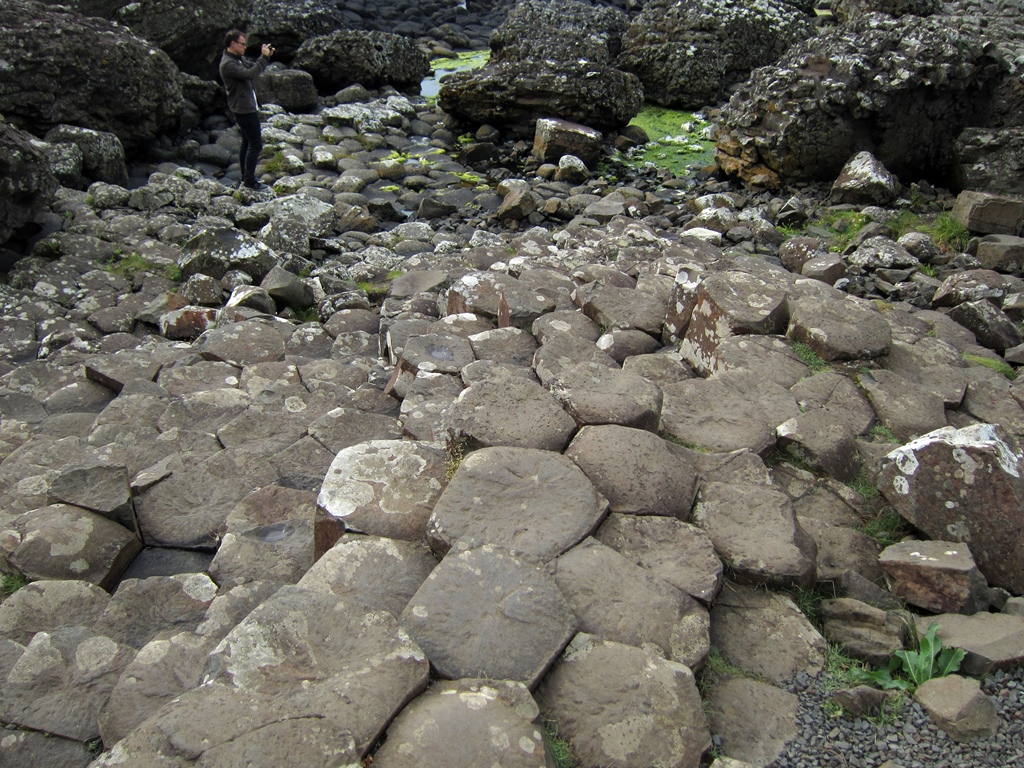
[76,635,119,673]
[459,689,496,709]
[519,735,538,753]
[176,572,218,603]
[598,714,655,761]
[136,638,171,665]
[49,515,94,558]
[9,633,61,684]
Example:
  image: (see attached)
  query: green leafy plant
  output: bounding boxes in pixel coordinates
[294,306,320,323]
[790,341,830,373]
[930,213,970,252]
[917,263,937,278]
[379,184,401,194]
[444,437,466,482]
[856,508,911,548]
[813,210,870,252]
[845,466,880,502]
[854,622,965,692]
[1,571,28,597]
[543,723,577,768]
[962,352,1017,381]
[868,425,900,444]
[105,252,180,283]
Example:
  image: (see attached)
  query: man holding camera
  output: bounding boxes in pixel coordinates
[220,30,274,191]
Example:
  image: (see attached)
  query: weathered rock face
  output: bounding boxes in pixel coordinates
[877,423,1024,594]
[833,0,941,22]
[0,118,59,245]
[714,13,1006,188]
[248,0,352,55]
[112,0,251,79]
[489,0,630,64]
[293,30,431,93]
[0,0,184,150]
[616,0,815,109]
[438,0,642,137]
[439,60,643,140]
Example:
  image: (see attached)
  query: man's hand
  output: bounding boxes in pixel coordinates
[261,43,274,57]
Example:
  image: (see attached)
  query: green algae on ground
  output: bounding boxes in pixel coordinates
[622,105,716,175]
[424,50,490,99]
[430,49,490,72]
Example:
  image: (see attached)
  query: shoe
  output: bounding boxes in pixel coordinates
[243,179,270,192]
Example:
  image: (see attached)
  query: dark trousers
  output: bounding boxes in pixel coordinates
[235,111,262,182]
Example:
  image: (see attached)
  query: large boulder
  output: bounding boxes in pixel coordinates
[247,0,352,56]
[0,117,59,247]
[113,0,251,79]
[488,0,630,64]
[438,0,642,137]
[616,0,815,108]
[0,0,184,150]
[293,29,431,93]
[714,13,1006,188]
[877,423,1024,594]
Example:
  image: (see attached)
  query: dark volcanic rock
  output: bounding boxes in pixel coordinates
[617,0,815,109]
[0,117,59,245]
[0,0,184,150]
[438,0,642,137]
[293,29,432,92]
[113,0,251,79]
[714,13,1006,187]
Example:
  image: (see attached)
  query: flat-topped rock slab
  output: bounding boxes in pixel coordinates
[552,537,710,668]
[205,584,429,756]
[298,534,437,618]
[595,512,723,603]
[693,481,817,589]
[400,544,576,687]
[445,376,577,451]
[427,446,607,561]
[710,583,826,685]
[537,633,711,768]
[371,679,550,768]
[316,439,448,554]
[565,424,698,517]
[548,361,663,431]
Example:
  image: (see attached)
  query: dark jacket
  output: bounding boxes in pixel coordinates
[219,49,269,115]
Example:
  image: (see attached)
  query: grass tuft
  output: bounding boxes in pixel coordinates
[962,353,1017,381]
[790,341,830,373]
[930,213,970,252]
[868,425,901,445]
[813,210,871,252]
[1,571,28,597]
[444,437,466,482]
[543,722,577,768]
[105,252,180,283]
[857,508,911,548]
[845,466,880,502]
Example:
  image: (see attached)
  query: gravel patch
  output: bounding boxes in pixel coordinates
[766,667,1024,768]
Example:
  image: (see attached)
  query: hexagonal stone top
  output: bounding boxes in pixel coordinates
[316,440,448,550]
[400,544,577,688]
[426,446,608,562]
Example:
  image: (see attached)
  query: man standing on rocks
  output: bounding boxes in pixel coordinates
[220,30,273,192]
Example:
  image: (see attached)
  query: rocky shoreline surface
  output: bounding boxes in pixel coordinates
[2,0,1024,767]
